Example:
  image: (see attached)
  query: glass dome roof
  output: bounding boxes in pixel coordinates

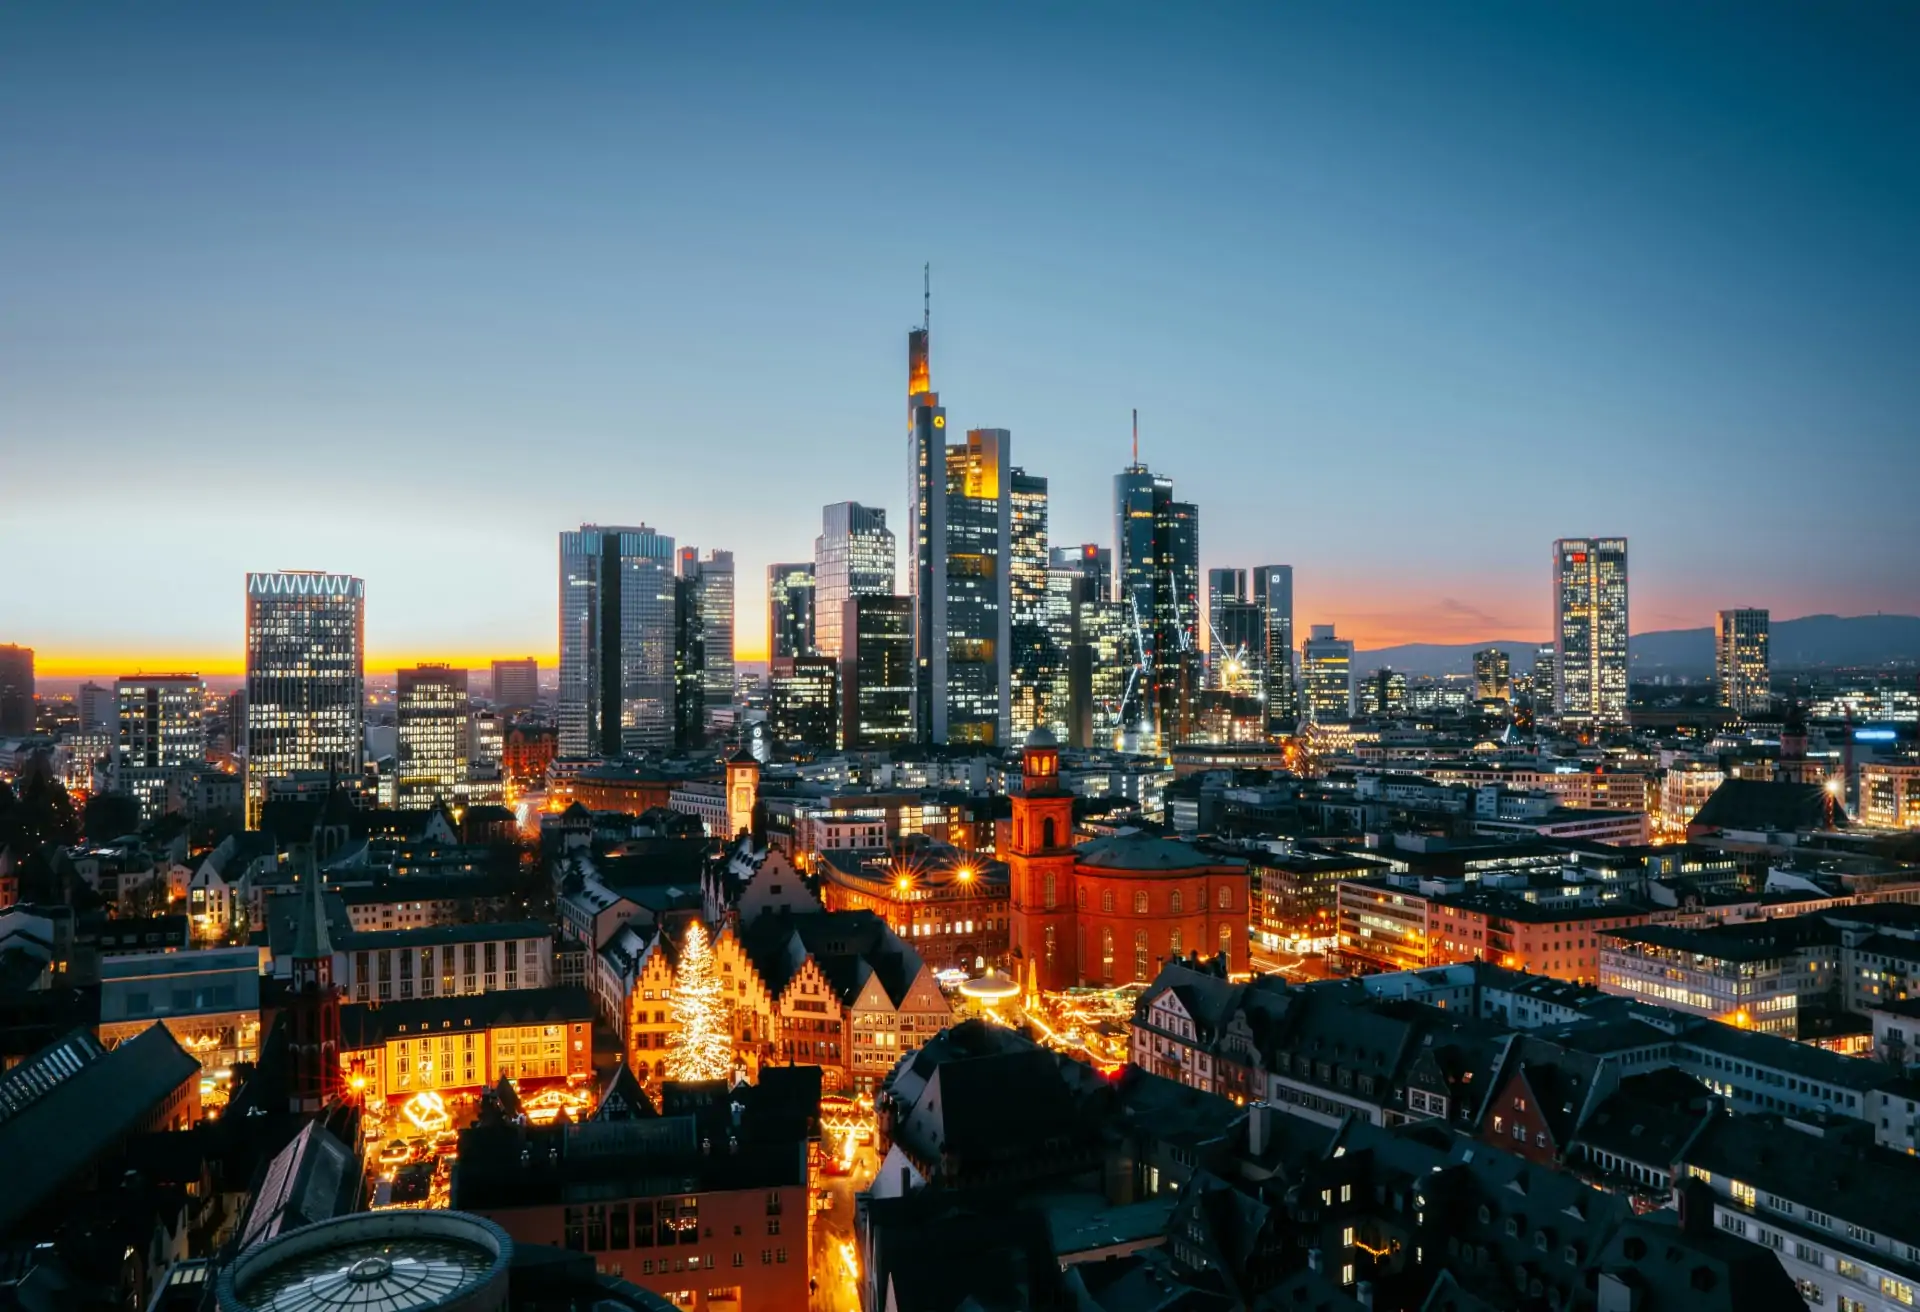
[236,1234,496,1312]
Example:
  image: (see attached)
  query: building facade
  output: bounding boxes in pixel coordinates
[116,673,205,820]
[1113,458,1200,751]
[395,664,469,808]
[1473,648,1511,705]
[766,562,815,662]
[1715,608,1771,716]
[814,501,894,661]
[558,525,676,759]
[840,595,913,748]
[245,572,365,829]
[1301,624,1354,724]
[1553,537,1630,729]
[490,658,539,710]
[1009,467,1063,743]
[678,548,735,709]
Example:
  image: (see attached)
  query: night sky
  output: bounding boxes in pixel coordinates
[4,2,1916,675]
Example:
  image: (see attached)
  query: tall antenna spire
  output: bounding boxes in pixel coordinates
[1132,408,1139,465]
[923,262,931,333]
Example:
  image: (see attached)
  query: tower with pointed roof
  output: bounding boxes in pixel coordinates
[287,860,344,1113]
[726,747,759,840]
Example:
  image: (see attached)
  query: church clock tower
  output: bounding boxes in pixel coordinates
[1004,727,1079,994]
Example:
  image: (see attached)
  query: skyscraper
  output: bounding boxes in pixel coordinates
[1473,648,1512,704]
[1532,643,1558,718]
[490,658,539,711]
[557,525,676,759]
[769,656,838,752]
[1009,468,1062,741]
[0,644,33,737]
[813,502,894,661]
[673,571,705,754]
[767,562,816,662]
[1113,443,1199,751]
[1050,551,1125,749]
[1716,608,1771,716]
[678,548,735,709]
[395,665,469,808]
[1301,624,1354,724]
[906,309,1011,745]
[1206,568,1247,689]
[78,681,117,732]
[1252,565,1296,735]
[116,672,205,820]
[245,572,365,828]
[1553,538,1630,729]
[840,595,913,748]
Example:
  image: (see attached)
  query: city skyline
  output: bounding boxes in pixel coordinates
[6,3,1919,677]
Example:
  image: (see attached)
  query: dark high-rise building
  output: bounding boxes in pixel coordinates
[677,548,735,709]
[1252,565,1296,735]
[557,525,676,758]
[767,563,815,662]
[1553,537,1629,729]
[814,502,894,661]
[1009,468,1062,742]
[0,644,33,737]
[1359,667,1408,718]
[840,595,913,748]
[245,572,365,829]
[769,656,838,752]
[906,307,1011,746]
[673,573,705,754]
[1113,451,1199,750]
[1532,643,1558,718]
[490,658,539,711]
[1716,608,1770,716]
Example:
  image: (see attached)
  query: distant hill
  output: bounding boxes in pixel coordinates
[1354,614,1920,677]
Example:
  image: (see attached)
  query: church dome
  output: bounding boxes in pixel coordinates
[1023,726,1058,750]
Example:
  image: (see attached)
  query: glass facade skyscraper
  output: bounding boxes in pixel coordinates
[677,548,735,708]
[1252,565,1296,735]
[767,562,815,662]
[1009,468,1062,742]
[245,571,365,828]
[1716,608,1770,716]
[814,502,894,661]
[558,525,676,759]
[906,317,1011,746]
[1113,462,1199,751]
[1553,537,1629,728]
[395,664,469,808]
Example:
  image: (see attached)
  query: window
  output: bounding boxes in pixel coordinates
[1170,928,1182,956]
[1220,924,1231,954]
[1881,1279,1915,1307]
[1135,931,1150,982]
[1102,890,1115,913]
[1102,928,1114,979]
[1340,1184,1352,1202]
[1044,924,1056,967]
[1171,891,1184,914]
[1043,817,1057,849]
[1846,1224,1875,1247]
[1796,1280,1825,1306]
[1043,873,1056,909]
[1795,1244,1825,1266]
[1836,1260,1866,1284]
[1134,891,1149,914]
[1219,886,1231,910]
[1341,1264,1354,1286]
[1731,1180,1756,1208]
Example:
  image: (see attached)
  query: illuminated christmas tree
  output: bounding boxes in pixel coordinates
[665,920,732,1082]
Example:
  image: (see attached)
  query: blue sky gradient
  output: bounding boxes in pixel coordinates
[3,2,1916,672]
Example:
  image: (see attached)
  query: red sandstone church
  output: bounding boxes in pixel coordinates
[1003,728,1250,992]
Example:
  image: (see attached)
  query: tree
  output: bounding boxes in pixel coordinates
[664,921,732,1083]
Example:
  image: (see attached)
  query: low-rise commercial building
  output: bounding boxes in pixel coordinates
[339,985,595,1101]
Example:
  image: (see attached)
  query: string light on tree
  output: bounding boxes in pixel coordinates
[665,920,732,1082]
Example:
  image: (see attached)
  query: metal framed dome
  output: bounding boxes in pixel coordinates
[216,1211,513,1312]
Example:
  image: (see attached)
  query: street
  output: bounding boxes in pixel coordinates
[810,1144,877,1312]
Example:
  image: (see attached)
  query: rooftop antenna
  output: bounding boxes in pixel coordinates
[1132,408,1139,465]
[923,263,930,334]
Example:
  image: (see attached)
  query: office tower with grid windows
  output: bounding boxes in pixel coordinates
[767,563,816,662]
[1716,608,1770,716]
[1252,565,1296,735]
[677,548,735,709]
[490,658,538,711]
[1113,456,1199,750]
[116,673,205,820]
[395,665,469,808]
[1301,624,1354,724]
[245,572,365,828]
[1553,537,1629,728]
[1474,647,1512,705]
